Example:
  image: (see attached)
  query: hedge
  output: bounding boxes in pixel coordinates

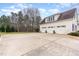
[68,32,79,36]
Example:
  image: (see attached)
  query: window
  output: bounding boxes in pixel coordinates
[51,17,52,21]
[47,18,49,22]
[46,17,53,22]
[51,26,53,28]
[61,25,66,27]
[48,26,50,28]
[72,24,77,31]
[57,25,66,28]
[53,16,54,21]
[46,18,48,22]
[75,25,77,31]
[54,14,60,21]
[77,23,79,26]
[57,26,60,28]
[72,24,74,31]
[42,27,46,29]
[48,17,50,22]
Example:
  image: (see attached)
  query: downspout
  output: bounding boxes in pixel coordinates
[76,9,79,31]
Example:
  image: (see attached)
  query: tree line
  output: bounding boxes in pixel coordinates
[0,8,41,32]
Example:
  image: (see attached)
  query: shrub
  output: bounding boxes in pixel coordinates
[77,31,79,32]
[35,28,39,32]
[68,32,79,36]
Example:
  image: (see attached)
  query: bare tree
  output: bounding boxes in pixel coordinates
[18,11,24,32]
[10,12,18,32]
[26,8,41,32]
[10,8,41,32]
[24,14,30,31]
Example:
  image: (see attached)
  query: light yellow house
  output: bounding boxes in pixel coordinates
[40,8,79,34]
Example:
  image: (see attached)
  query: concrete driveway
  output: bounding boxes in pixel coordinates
[0,33,79,56]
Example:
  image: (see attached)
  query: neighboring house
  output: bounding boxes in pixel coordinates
[40,8,79,34]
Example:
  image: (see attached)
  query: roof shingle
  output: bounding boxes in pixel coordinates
[40,8,76,24]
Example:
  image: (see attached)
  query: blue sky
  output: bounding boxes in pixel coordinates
[0,3,79,18]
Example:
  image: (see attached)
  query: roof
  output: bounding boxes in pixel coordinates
[58,8,76,21]
[40,8,76,24]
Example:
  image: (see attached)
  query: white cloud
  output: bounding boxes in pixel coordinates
[16,4,28,9]
[59,3,71,7]
[9,5,15,9]
[0,4,33,16]
[48,9,60,14]
[55,3,72,9]
[39,8,60,19]
[15,4,33,9]
[58,3,79,9]
[39,8,60,14]
[39,8,49,19]
[58,4,79,14]
[0,8,21,15]
[39,8,47,14]
[0,3,61,19]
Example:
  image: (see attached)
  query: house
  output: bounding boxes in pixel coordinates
[40,8,79,34]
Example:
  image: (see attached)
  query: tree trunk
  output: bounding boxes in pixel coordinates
[5,25,6,32]
[17,23,19,32]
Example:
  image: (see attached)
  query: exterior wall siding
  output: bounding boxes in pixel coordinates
[77,16,79,30]
[40,18,75,34]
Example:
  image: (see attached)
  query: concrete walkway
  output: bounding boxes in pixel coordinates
[0,33,79,56]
